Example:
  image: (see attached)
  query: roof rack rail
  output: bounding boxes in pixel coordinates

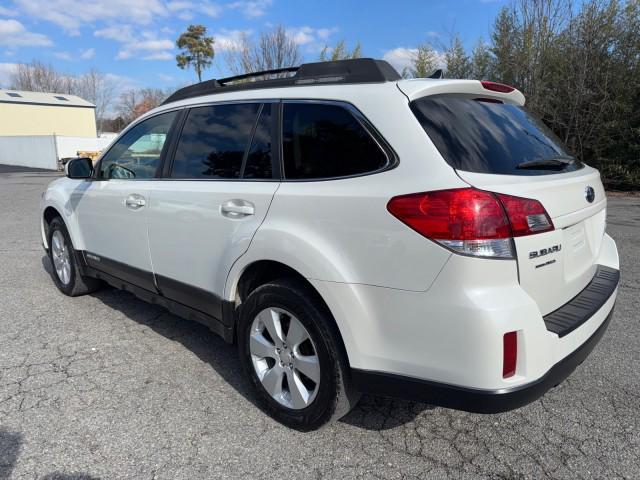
[162,58,401,105]
[218,66,299,85]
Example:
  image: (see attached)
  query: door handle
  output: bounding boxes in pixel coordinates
[125,194,146,210]
[221,199,255,218]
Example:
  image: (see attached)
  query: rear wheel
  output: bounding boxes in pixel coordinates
[47,217,101,296]
[238,279,359,430]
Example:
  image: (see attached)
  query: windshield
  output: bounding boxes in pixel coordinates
[410,94,583,175]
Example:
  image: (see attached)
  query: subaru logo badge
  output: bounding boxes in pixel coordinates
[585,186,595,203]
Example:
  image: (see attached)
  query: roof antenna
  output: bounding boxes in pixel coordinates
[428,69,443,79]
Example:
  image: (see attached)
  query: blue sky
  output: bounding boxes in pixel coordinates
[0,0,507,90]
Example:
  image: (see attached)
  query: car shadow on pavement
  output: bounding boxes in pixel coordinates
[41,255,433,431]
[0,428,22,480]
[0,427,100,480]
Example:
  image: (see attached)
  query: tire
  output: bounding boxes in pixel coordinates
[237,279,360,430]
[47,216,101,297]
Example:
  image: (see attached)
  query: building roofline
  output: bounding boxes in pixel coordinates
[0,89,95,108]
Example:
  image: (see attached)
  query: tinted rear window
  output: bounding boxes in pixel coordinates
[411,95,582,175]
[171,103,259,179]
[282,103,388,180]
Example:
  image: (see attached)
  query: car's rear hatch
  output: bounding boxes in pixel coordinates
[457,168,606,315]
[402,80,607,315]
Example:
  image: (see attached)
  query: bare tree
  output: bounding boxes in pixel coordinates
[75,69,117,133]
[117,88,168,124]
[10,61,67,93]
[225,25,302,77]
[117,89,139,124]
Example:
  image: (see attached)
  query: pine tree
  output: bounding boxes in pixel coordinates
[176,25,215,82]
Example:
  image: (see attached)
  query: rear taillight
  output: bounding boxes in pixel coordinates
[496,193,554,236]
[480,80,515,93]
[387,188,554,259]
[503,331,518,378]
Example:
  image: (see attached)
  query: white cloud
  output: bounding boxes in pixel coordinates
[382,47,416,73]
[0,62,18,87]
[165,0,220,20]
[228,0,272,18]
[200,1,222,17]
[54,51,73,61]
[96,26,173,61]
[95,25,135,42]
[383,47,446,74]
[167,0,195,10]
[138,39,174,50]
[286,26,339,52]
[214,29,250,51]
[116,37,174,60]
[158,73,174,82]
[142,51,174,61]
[0,19,52,47]
[316,27,338,41]
[288,26,314,45]
[13,0,169,35]
[80,47,95,59]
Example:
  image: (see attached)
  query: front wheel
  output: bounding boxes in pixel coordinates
[238,280,359,430]
[47,217,101,297]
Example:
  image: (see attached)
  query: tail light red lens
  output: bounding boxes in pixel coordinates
[496,193,554,236]
[481,80,515,93]
[387,188,554,259]
[387,189,511,240]
[503,331,518,378]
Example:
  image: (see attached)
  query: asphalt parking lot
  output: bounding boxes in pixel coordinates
[1,169,638,480]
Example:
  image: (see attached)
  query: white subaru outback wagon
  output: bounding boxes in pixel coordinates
[41,59,619,430]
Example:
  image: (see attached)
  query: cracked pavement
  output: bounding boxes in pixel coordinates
[1,170,638,479]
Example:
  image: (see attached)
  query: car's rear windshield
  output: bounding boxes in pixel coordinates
[410,94,582,175]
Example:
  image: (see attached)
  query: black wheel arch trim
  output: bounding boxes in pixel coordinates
[351,306,614,413]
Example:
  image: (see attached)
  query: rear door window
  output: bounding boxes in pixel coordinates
[410,94,582,175]
[282,102,389,180]
[171,103,260,179]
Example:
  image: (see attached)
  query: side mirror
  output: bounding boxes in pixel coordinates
[65,157,93,179]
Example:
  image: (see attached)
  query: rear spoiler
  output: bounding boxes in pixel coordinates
[396,79,526,106]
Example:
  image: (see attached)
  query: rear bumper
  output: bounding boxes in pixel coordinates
[351,307,614,413]
[311,232,619,409]
[544,265,619,337]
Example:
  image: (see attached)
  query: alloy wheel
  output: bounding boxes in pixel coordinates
[249,307,321,409]
[51,230,71,285]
